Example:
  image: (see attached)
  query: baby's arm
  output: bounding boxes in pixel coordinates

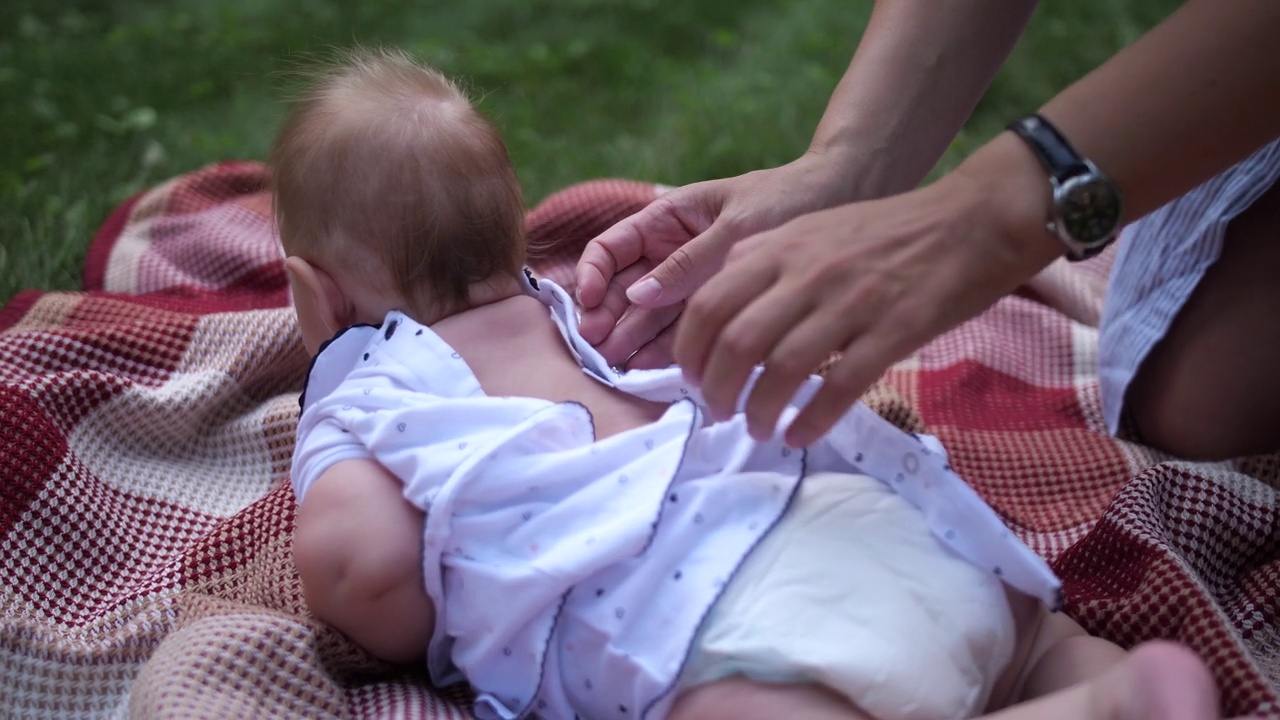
[294,458,435,663]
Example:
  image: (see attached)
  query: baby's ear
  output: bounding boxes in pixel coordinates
[284,256,350,355]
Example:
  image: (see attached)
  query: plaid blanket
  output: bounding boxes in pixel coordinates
[1,161,1276,719]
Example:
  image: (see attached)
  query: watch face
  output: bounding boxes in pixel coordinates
[1059,176,1122,245]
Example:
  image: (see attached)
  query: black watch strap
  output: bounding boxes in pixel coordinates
[1007,115,1088,184]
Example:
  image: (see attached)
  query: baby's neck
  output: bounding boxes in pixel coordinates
[432,292,553,342]
[430,291,573,395]
[462,275,525,310]
[414,275,526,326]
[413,273,562,362]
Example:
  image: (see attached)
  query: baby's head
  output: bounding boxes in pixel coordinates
[271,47,526,353]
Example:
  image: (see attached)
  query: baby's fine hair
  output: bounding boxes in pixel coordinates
[270,46,526,315]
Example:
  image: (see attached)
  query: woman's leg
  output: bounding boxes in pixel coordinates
[1127,178,1280,460]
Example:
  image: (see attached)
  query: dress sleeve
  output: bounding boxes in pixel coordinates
[290,325,379,503]
[291,407,375,502]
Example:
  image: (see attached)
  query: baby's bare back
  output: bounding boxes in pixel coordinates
[432,296,668,440]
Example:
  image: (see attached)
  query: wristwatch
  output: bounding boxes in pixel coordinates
[1007,114,1123,261]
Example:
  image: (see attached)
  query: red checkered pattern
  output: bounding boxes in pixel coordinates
[1,161,1276,718]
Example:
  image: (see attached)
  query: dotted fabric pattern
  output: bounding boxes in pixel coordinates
[0,160,1276,718]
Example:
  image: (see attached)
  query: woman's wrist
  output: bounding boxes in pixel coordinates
[803,134,920,204]
[791,141,871,208]
[946,131,1067,276]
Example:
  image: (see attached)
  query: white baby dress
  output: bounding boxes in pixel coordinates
[292,273,1062,720]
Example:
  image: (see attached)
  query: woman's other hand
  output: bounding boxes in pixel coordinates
[575,150,859,369]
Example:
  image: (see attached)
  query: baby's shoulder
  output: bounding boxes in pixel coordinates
[301,322,383,411]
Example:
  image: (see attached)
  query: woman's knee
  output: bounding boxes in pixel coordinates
[1128,178,1280,460]
[1126,375,1235,460]
[1120,175,1280,460]
[1127,318,1280,460]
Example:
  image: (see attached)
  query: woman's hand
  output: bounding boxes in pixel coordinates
[674,147,1063,447]
[575,150,860,369]
[572,0,1041,370]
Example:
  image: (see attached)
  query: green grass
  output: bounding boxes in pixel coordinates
[1,0,1179,306]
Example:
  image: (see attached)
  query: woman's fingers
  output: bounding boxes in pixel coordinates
[743,305,866,441]
[784,330,908,447]
[626,324,679,370]
[577,261,652,345]
[598,301,685,368]
[624,218,738,309]
[695,282,814,424]
[673,249,779,389]
[576,194,692,308]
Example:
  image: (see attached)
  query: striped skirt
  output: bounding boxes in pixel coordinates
[1098,138,1280,435]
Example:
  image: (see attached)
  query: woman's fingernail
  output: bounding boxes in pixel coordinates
[626,278,662,304]
[784,426,809,449]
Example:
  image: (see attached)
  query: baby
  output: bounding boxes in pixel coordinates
[273,48,1228,720]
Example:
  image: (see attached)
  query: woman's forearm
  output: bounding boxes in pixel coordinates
[809,0,1038,199]
[1039,0,1280,222]
[952,0,1280,269]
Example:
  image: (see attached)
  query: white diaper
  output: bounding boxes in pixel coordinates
[678,471,1017,720]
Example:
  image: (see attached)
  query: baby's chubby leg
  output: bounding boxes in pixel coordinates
[666,641,1228,720]
[1011,609,1127,703]
[987,592,1127,708]
[662,469,1228,720]
[668,677,877,720]
[293,458,435,663]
